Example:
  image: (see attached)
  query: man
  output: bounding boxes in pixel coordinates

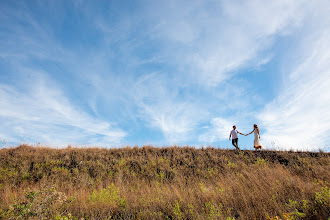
[229,125,243,150]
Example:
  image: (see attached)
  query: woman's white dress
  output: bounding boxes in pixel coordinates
[254,129,262,147]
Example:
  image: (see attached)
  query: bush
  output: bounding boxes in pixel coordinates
[1,186,74,219]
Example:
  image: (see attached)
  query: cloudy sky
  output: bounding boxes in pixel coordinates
[0,0,329,151]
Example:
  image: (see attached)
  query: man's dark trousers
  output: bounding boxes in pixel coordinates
[232,138,239,150]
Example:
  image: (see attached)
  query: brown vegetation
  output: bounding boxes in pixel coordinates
[0,145,329,219]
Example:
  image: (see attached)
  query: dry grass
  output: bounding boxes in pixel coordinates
[0,145,329,219]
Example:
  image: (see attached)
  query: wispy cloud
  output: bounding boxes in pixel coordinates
[199,117,233,143]
[110,0,308,144]
[132,73,208,144]
[260,27,330,150]
[0,0,329,150]
[142,0,306,86]
[0,1,129,146]
[0,70,126,146]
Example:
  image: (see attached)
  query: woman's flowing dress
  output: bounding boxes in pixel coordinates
[254,129,262,147]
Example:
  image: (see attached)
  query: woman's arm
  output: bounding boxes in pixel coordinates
[245,129,254,136]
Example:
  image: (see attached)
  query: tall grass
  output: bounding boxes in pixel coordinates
[0,145,329,219]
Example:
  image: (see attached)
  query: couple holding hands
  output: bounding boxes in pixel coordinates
[229,124,262,150]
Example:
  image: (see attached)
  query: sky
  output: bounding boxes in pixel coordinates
[0,0,329,151]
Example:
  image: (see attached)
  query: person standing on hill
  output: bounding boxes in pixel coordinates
[245,124,263,150]
[229,125,244,150]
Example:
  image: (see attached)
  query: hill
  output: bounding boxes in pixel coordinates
[0,145,329,219]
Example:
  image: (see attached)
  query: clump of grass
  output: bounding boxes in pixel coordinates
[0,145,329,219]
[1,185,74,219]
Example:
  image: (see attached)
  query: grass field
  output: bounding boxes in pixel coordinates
[0,145,329,219]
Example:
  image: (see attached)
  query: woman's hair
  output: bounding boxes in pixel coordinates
[254,124,259,133]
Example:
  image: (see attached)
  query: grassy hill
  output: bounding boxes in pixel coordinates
[0,145,329,219]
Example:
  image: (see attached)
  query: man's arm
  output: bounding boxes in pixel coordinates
[229,132,231,140]
[237,131,244,135]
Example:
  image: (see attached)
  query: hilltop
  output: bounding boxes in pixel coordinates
[0,145,329,219]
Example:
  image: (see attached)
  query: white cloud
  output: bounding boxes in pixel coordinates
[199,117,233,143]
[259,29,330,150]
[0,71,126,146]
[0,2,129,146]
[117,0,310,145]
[1,0,329,150]
[133,73,208,144]
[145,0,306,86]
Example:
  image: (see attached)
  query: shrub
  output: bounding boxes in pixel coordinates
[1,186,74,219]
[88,183,126,210]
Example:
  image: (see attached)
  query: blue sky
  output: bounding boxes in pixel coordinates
[0,0,329,151]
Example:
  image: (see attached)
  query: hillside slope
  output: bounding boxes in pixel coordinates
[0,145,329,219]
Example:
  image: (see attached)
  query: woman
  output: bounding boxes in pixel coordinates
[245,124,262,150]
